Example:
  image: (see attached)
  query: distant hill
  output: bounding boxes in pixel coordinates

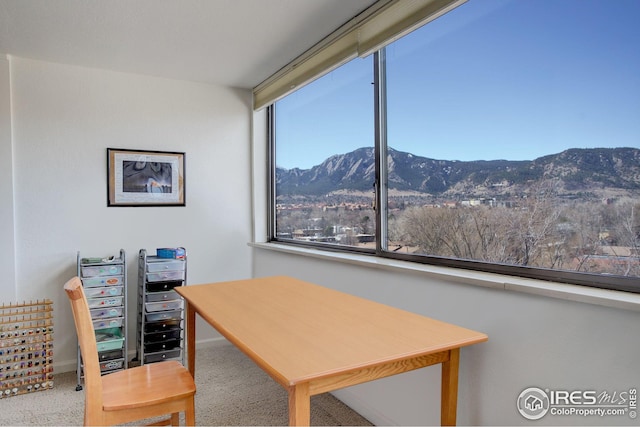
[276,147,640,199]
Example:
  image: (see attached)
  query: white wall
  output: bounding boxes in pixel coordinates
[0,56,16,299]
[4,57,252,370]
[251,248,640,426]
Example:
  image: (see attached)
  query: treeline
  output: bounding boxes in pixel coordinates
[277,186,640,277]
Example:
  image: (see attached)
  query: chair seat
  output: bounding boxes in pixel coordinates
[102,361,196,411]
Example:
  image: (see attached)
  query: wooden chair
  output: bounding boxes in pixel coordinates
[64,277,196,426]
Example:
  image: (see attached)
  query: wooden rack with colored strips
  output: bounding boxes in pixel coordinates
[0,300,54,398]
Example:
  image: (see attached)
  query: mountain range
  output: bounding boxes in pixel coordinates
[276,147,640,199]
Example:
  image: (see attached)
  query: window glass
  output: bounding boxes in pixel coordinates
[274,56,375,248]
[384,0,640,279]
[271,0,640,291]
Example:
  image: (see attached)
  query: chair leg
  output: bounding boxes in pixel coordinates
[168,412,179,426]
[185,397,196,426]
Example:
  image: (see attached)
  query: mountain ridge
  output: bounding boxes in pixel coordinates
[276,147,640,199]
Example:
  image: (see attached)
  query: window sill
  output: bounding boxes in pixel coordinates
[249,242,640,312]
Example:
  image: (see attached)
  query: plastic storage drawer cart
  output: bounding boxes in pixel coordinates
[75,249,128,390]
[135,248,187,365]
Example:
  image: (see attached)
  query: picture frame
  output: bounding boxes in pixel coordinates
[107,148,185,207]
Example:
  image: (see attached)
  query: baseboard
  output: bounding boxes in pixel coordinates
[194,336,229,349]
[54,358,79,374]
[332,388,398,426]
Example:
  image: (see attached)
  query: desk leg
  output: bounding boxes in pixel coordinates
[185,301,196,378]
[288,383,310,426]
[441,348,460,426]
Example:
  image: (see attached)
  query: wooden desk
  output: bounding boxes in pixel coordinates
[175,276,487,426]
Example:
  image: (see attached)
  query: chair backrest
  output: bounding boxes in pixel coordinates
[64,277,104,415]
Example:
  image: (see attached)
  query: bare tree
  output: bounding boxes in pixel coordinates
[491,180,560,267]
[397,180,563,268]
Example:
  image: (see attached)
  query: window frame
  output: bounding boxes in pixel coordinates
[267,10,639,295]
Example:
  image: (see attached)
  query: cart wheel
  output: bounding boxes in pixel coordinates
[76,385,83,391]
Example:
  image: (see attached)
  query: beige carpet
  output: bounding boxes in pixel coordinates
[0,341,372,426]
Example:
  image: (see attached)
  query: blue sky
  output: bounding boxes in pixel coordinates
[275,0,640,170]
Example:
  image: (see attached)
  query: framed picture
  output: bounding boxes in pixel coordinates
[107,148,185,207]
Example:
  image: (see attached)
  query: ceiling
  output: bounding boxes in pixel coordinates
[0,0,377,89]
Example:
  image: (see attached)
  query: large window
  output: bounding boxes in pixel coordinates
[270,0,640,293]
